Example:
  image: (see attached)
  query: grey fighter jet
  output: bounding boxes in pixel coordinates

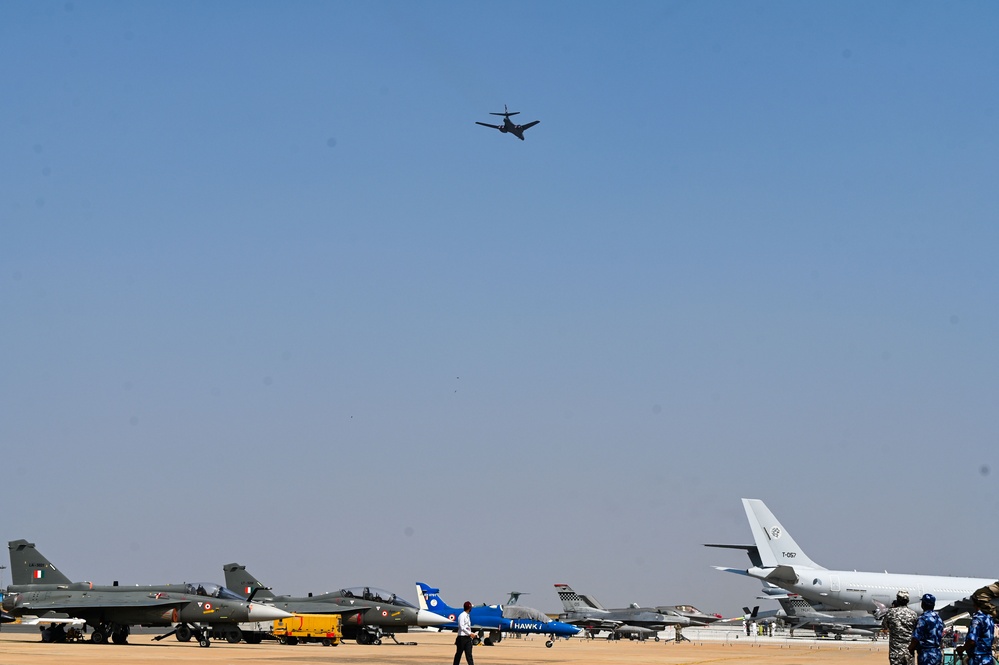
[554,583,691,641]
[223,562,450,645]
[3,540,291,647]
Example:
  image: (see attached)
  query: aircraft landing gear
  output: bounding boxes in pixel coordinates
[175,624,192,642]
[546,639,554,648]
[356,628,382,645]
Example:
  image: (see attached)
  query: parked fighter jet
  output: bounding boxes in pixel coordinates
[3,540,290,647]
[416,582,579,648]
[223,562,449,645]
[475,105,540,140]
[777,595,881,640]
[554,583,690,640]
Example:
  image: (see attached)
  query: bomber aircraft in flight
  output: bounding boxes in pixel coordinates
[475,105,540,140]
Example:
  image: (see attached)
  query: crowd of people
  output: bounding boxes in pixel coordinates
[882,587,997,665]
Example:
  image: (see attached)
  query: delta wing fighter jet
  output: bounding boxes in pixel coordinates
[554,583,690,640]
[417,582,579,648]
[224,563,449,645]
[3,540,290,647]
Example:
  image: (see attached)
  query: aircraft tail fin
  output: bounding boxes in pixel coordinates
[554,583,605,612]
[8,540,73,586]
[222,563,276,600]
[416,582,458,620]
[778,595,822,619]
[742,499,824,570]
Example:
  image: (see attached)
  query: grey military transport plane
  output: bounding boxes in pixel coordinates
[3,540,291,647]
[707,499,998,613]
[223,562,450,644]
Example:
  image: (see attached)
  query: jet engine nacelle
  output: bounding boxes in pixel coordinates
[499,126,507,133]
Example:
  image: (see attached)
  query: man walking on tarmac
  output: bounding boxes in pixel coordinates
[909,594,944,665]
[454,601,475,665]
[883,590,918,665]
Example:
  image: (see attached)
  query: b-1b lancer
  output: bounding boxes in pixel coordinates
[3,540,291,647]
[475,105,540,140]
[224,563,450,644]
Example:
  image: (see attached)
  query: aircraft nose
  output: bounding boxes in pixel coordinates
[416,609,453,626]
[558,623,581,636]
[247,603,293,621]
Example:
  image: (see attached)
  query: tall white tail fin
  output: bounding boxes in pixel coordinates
[742,499,824,570]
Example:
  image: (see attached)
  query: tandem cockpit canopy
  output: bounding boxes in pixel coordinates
[501,605,551,622]
[337,586,416,608]
[188,583,245,601]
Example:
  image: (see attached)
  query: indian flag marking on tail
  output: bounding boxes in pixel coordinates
[33,569,45,579]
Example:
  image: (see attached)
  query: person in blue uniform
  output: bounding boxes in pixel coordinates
[957,598,996,665]
[908,594,945,665]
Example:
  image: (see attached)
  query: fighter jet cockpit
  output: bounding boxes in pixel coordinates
[500,604,552,623]
[337,586,417,608]
[186,583,246,601]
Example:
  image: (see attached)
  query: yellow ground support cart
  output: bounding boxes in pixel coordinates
[273,613,341,646]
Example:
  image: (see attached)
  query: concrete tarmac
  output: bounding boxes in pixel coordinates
[0,627,889,665]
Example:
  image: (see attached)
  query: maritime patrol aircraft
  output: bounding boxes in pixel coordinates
[475,105,540,140]
[223,563,450,644]
[4,540,290,646]
[707,499,997,613]
[416,582,579,647]
[554,583,691,640]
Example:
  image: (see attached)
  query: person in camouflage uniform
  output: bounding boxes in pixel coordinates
[909,594,945,665]
[883,590,918,665]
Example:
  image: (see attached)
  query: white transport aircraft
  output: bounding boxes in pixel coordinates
[707,498,996,613]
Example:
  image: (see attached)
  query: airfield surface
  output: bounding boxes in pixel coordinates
[0,627,890,665]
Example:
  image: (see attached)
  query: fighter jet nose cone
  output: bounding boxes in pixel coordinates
[248,603,293,621]
[417,609,453,626]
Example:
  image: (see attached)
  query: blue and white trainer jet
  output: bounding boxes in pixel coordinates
[416,582,579,648]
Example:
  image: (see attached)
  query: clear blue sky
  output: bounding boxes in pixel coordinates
[2,1,998,615]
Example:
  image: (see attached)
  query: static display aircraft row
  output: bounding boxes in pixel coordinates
[1,541,583,647]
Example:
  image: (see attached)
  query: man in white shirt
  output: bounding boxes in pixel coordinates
[453,601,475,665]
